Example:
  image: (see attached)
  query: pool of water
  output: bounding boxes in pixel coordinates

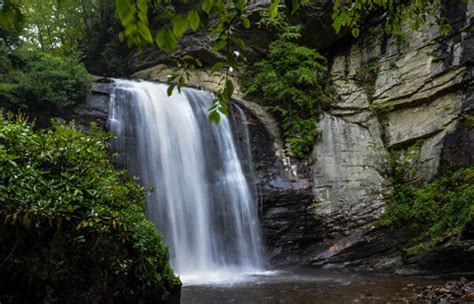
[181,269,439,304]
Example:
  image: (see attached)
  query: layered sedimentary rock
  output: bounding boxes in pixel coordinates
[303,1,473,270]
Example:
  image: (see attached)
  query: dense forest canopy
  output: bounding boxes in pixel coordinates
[1,0,127,75]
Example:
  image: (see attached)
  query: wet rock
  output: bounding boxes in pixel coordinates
[129,31,223,72]
[312,113,388,238]
[407,278,474,303]
[406,238,474,274]
[72,82,112,132]
[260,179,319,265]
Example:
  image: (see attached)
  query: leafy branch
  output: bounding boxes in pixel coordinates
[332,0,451,38]
[113,0,288,122]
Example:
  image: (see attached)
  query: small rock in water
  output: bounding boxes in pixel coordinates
[463,292,474,301]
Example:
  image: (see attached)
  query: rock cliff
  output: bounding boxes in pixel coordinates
[305,0,473,271]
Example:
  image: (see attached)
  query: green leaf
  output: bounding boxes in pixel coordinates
[224,79,234,100]
[269,0,279,19]
[219,97,229,115]
[240,16,250,29]
[210,62,225,74]
[172,14,189,37]
[120,5,137,26]
[285,0,300,15]
[188,10,200,31]
[124,23,138,37]
[208,109,221,124]
[155,28,177,53]
[232,36,246,50]
[167,84,175,96]
[136,0,148,14]
[333,16,343,33]
[194,58,203,67]
[234,0,245,11]
[202,0,213,13]
[138,21,153,43]
[351,27,360,37]
[138,10,148,23]
[115,0,131,17]
[212,39,227,51]
[118,33,125,42]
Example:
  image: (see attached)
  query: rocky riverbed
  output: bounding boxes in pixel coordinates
[397,278,474,303]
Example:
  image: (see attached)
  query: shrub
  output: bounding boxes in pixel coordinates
[0,115,180,303]
[381,166,474,254]
[0,48,91,111]
[243,14,329,158]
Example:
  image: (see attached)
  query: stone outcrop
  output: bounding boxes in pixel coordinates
[128,0,342,72]
[312,114,388,238]
[291,1,473,270]
[72,80,112,132]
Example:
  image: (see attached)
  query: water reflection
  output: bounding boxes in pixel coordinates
[182,269,439,304]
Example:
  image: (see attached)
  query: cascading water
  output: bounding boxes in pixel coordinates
[108,79,264,284]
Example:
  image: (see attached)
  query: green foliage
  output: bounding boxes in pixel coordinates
[332,0,451,38]
[111,0,452,122]
[1,0,127,76]
[370,101,394,118]
[114,0,254,118]
[381,142,474,254]
[0,48,91,110]
[0,115,179,303]
[100,41,130,77]
[388,140,424,184]
[0,0,23,33]
[243,14,328,158]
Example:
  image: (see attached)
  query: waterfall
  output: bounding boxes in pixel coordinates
[108,79,264,284]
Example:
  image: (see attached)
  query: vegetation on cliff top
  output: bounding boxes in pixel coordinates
[0,115,180,303]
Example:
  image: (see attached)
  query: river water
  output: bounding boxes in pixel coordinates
[182,269,439,304]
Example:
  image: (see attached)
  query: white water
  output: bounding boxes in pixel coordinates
[108,80,264,285]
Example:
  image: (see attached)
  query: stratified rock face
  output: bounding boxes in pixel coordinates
[72,82,112,132]
[312,114,387,237]
[303,0,473,269]
[260,179,320,266]
[129,32,223,72]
